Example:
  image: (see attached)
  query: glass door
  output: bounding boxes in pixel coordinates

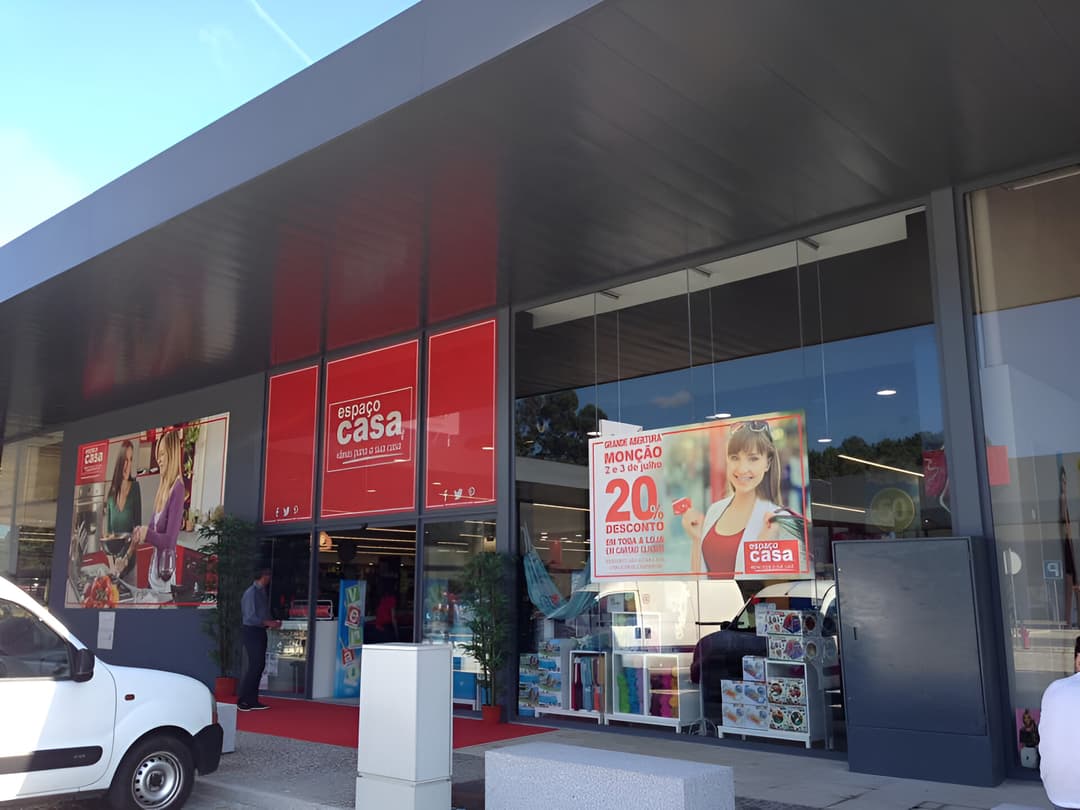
[259,533,312,697]
[313,524,417,701]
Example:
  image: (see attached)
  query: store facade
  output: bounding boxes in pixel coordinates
[3,0,1080,789]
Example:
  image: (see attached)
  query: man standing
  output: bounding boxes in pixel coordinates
[1040,636,1080,809]
[238,568,280,711]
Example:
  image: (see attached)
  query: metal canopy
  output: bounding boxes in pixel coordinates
[3,0,1080,437]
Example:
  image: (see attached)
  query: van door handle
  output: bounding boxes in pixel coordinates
[852,626,858,641]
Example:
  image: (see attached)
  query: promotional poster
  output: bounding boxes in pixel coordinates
[590,412,811,581]
[66,413,230,608]
[335,579,366,699]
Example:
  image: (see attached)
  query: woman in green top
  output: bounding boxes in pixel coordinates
[105,440,141,577]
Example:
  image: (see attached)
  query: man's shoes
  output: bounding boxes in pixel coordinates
[237,701,269,711]
[251,702,269,710]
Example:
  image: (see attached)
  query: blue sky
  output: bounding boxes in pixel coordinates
[0,1,417,245]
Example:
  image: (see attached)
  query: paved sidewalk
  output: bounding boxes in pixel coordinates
[194,725,1054,810]
[20,724,1054,809]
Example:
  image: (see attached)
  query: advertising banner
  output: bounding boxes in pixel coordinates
[589,411,811,581]
[67,413,230,608]
[334,579,367,699]
[321,340,418,518]
[425,319,497,509]
[263,365,319,524]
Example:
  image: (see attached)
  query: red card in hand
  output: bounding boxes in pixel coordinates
[672,497,692,516]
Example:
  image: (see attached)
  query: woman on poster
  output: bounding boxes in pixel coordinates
[104,439,142,579]
[133,429,186,595]
[681,420,804,578]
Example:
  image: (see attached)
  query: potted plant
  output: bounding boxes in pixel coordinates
[459,551,510,724]
[197,510,256,701]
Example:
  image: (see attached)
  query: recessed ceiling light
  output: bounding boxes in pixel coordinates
[366,489,377,493]
[587,431,601,437]
[876,389,897,397]
[481,445,494,451]
[817,437,833,444]
[707,412,732,420]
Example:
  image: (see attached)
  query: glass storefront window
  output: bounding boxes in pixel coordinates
[421,518,497,706]
[515,209,950,748]
[0,432,64,603]
[260,533,311,697]
[968,170,1080,770]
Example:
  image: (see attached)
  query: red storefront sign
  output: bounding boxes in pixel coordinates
[322,340,418,518]
[75,440,110,485]
[425,320,496,509]
[262,365,320,524]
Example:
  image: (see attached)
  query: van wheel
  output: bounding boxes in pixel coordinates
[106,733,194,810]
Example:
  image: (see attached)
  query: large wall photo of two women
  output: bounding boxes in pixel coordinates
[66,413,230,608]
[590,411,811,581]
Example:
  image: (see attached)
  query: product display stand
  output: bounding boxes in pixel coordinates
[534,649,607,724]
[608,651,701,733]
[717,610,834,749]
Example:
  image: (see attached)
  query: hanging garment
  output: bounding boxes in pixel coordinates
[520,525,597,620]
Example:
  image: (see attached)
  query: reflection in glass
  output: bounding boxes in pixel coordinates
[968,172,1080,769]
[514,209,948,749]
[0,432,63,604]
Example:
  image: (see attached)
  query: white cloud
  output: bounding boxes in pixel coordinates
[199,24,237,72]
[0,128,88,247]
[651,390,693,409]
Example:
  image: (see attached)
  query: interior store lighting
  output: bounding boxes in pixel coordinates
[706,412,732,420]
[810,501,867,515]
[533,503,589,512]
[1003,165,1080,191]
[838,454,924,478]
[876,389,897,397]
[817,437,833,444]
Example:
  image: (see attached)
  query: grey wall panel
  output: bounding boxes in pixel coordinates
[48,373,265,687]
[838,539,984,735]
[835,536,1004,786]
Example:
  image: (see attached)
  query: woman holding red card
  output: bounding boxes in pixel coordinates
[680,420,803,578]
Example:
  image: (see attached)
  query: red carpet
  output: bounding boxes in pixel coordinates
[234,697,554,749]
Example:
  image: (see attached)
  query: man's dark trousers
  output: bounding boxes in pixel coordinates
[239,625,268,706]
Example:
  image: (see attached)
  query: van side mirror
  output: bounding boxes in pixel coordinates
[73,648,95,683]
[720,620,731,630]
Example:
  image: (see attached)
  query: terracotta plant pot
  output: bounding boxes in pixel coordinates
[214,676,238,701]
[481,704,504,724]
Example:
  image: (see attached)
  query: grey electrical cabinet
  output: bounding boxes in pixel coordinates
[834,536,1005,786]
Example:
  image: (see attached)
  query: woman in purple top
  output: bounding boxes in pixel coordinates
[133,429,185,595]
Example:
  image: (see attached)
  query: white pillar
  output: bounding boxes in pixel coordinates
[356,643,452,810]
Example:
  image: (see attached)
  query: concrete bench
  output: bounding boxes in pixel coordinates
[485,742,733,810]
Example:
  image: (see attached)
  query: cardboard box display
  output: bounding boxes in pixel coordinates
[720,679,768,706]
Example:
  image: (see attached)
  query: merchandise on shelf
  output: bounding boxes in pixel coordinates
[763,609,822,637]
[518,653,540,718]
[722,703,770,730]
[768,705,807,733]
[766,677,806,705]
[721,679,768,706]
[742,655,766,682]
[569,652,605,713]
[767,634,838,665]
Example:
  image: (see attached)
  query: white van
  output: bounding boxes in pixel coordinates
[0,575,222,809]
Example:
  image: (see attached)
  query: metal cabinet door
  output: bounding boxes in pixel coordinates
[835,538,986,736]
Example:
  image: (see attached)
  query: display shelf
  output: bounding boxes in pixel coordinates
[534,650,607,725]
[718,610,833,749]
[609,651,701,733]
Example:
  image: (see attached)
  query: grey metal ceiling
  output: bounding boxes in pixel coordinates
[3,0,1080,438]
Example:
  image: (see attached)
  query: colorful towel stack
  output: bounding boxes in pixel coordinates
[619,666,643,714]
